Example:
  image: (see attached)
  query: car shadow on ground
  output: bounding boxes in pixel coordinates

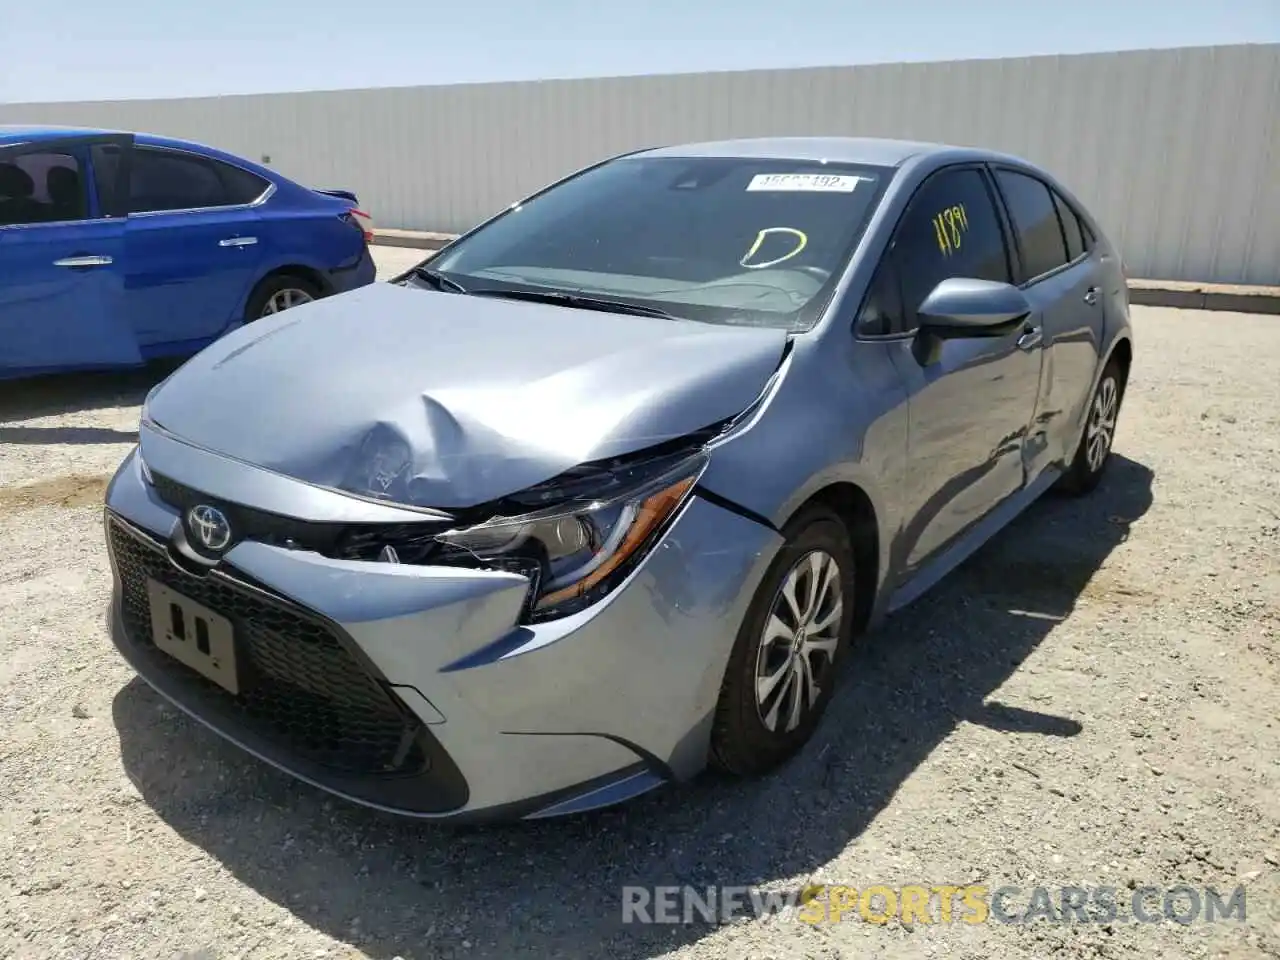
[111,455,1154,960]
[0,361,181,426]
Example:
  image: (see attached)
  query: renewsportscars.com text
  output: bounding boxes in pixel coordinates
[621,883,1247,926]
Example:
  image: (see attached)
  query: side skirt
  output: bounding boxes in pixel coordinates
[887,466,1062,614]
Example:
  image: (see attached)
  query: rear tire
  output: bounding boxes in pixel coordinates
[709,507,857,777]
[1058,356,1125,496]
[244,274,322,322]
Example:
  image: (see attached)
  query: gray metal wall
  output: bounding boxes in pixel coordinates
[3,43,1278,284]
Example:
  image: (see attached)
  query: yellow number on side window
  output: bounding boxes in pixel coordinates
[932,203,969,257]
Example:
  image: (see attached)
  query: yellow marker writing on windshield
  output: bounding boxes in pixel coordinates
[932,203,969,257]
[740,227,808,269]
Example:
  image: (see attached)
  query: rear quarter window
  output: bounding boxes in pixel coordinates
[216,162,271,205]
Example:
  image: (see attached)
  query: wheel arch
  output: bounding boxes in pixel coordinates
[779,481,881,635]
[1107,335,1133,394]
[254,263,334,297]
[237,264,334,325]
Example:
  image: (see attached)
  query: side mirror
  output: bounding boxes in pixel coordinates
[916,277,1031,338]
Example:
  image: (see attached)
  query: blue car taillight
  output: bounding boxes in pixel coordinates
[340,208,373,244]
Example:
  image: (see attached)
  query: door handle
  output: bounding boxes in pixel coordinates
[53,255,113,268]
[1016,325,1043,351]
[1083,286,1100,306]
[219,236,258,247]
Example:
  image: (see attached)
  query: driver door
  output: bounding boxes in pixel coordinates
[0,134,142,377]
[859,165,1045,577]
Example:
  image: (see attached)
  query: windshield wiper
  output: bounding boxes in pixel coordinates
[404,271,685,321]
[466,287,683,321]
[407,266,468,294]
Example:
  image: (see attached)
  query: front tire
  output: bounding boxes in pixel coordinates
[1058,356,1125,496]
[709,507,857,777]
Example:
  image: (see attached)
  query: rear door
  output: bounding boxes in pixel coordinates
[989,167,1107,474]
[0,134,141,377]
[98,143,269,348]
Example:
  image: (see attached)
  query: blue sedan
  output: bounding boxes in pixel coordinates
[0,126,376,380]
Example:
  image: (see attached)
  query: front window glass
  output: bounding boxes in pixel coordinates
[891,167,1012,331]
[428,156,891,331]
[0,151,87,225]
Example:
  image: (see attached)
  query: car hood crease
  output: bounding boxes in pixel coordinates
[144,282,789,509]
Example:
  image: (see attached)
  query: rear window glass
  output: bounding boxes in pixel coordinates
[91,145,271,213]
[1052,190,1087,261]
[995,169,1070,282]
[128,148,227,212]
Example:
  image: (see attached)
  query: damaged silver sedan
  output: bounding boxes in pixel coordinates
[104,137,1132,820]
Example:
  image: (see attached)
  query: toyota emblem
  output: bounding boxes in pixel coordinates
[187,504,232,552]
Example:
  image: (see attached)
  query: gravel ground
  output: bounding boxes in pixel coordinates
[1,253,1278,959]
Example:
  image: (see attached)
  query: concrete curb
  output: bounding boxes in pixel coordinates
[372,228,459,250]
[1125,281,1280,315]
[371,230,1280,314]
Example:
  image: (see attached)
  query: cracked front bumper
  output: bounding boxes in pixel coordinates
[104,446,781,820]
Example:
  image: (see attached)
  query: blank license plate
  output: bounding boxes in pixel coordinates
[147,579,239,695]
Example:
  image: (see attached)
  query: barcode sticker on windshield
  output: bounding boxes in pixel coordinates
[746,173,865,193]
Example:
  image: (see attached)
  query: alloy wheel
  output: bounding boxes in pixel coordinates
[754,550,843,733]
[1086,375,1119,471]
[261,288,314,316]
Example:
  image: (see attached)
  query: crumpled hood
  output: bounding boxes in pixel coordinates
[145,281,789,509]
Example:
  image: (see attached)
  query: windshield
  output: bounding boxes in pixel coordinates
[424,155,891,331]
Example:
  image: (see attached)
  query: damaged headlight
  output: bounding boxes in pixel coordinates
[434,451,708,621]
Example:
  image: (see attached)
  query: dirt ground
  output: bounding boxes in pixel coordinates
[1,254,1278,960]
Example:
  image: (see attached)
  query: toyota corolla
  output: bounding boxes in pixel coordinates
[103,137,1133,821]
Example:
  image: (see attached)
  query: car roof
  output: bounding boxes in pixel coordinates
[0,124,233,156]
[0,125,80,145]
[632,136,1014,169]
[2,128,1024,169]
[0,124,282,183]
[0,124,128,146]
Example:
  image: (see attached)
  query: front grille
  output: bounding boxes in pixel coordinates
[150,472,453,561]
[150,473,352,554]
[108,515,428,777]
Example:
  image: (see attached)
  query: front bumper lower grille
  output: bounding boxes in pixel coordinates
[108,514,428,778]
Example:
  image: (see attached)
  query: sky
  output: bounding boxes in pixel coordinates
[1,0,1277,104]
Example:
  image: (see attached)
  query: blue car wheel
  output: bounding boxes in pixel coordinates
[245,273,322,321]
